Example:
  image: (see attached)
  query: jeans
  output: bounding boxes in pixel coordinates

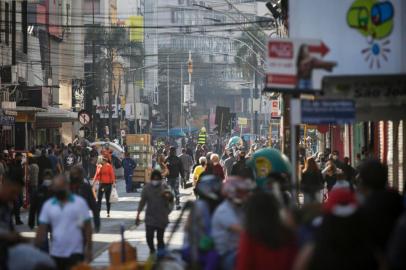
[167,177,180,205]
[53,253,84,270]
[124,174,133,192]
[97,183,112,214]
[146,225,165,253]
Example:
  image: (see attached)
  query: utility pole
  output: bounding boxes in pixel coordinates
[108,53,113,140]
[91,0,96,138]
[187,51,193,134]
[167,55,170,135]
[180,63,183,130]
[250,71,255,137]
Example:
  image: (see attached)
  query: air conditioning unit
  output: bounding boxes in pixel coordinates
[0,66,17,84]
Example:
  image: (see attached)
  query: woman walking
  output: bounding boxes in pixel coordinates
[301,157,324,204]
[93,156,116,217]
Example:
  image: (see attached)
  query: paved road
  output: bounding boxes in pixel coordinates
[17,178,195,264]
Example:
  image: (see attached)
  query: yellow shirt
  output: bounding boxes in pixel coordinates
[193,165,205,186]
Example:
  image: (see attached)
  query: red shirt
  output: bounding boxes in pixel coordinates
[93,163,116,184]
[236,232,297,270]
[212,164,225,180]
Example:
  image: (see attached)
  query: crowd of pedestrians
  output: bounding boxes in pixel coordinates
[0,137,405,270]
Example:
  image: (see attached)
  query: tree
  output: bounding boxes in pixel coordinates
[234,27,267,81]
[86,26,143,138]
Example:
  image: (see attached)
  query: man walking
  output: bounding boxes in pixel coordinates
[37,149,52,185]
[178,148,193,188]
[165,146,184,210]
[8,153,24,225]
[122,152,137,193]
[135,170,173,254]
[35,174,93,270]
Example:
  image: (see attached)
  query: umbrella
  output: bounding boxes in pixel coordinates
[169,128,187,137]
[90,141,125,157]
[227,136,243,149]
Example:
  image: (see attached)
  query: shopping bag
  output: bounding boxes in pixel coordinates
[110,186,119,203]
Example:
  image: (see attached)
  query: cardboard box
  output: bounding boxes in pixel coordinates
[132,168,151,183]
[126,134,151,145]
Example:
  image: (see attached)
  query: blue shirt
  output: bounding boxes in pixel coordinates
[122,157,136,175]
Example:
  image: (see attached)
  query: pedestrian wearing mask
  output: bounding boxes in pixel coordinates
[165,147,184,210]
[211,176,254,270]
[135,170,174,254]
[35,174,93,270]
[93,156,116,217]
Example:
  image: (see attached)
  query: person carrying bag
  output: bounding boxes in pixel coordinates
[93,156,116,218]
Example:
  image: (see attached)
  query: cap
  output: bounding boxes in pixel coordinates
[324,188,358,217]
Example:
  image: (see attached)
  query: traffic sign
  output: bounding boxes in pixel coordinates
[121,129,126,137]
[78,110,92,125]
[300,99,355,125]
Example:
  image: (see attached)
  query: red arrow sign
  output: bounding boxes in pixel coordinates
[308,41,329,57]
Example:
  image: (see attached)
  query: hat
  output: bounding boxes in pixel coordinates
[324,188,358,217]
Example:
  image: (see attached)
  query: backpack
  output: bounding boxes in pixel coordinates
[112,155,122,169]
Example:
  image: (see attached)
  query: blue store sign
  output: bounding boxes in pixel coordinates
[0,116,15,126]
[301,99,355,125]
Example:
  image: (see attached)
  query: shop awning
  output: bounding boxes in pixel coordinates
[14,106,46,112]
[36,107,78,122]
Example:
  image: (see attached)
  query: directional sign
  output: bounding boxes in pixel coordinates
[301,99,355,125]
[265,38,336,92]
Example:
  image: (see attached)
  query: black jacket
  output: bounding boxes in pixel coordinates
[165,155,184,179]
[28,183,52,229]
[72,182,100,232]
[301,170,323,193]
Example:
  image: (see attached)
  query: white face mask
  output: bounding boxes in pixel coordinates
[151,180,161,186]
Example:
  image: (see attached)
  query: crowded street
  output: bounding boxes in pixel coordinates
[0,0,406,270]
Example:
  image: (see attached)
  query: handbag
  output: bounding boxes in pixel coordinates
[110,186,119,203]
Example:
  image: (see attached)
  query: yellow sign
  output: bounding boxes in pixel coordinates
[127,16,144,42]
[238,117,248,126]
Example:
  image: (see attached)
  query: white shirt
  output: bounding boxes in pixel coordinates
[39,194,91,257]
[211,200,244,255]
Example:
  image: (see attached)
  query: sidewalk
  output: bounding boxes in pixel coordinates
[91,183,194,266]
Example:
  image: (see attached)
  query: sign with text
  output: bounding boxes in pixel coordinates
[301,99,356,125]
[290,0,405,89]
[238,117,248,126]
[266,39,335,91]
[271,100,281,118]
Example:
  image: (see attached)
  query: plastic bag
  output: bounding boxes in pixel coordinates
[110,186,119,203]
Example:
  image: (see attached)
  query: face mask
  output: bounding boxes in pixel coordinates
[232,197,243,205]
[333,155,338,160]
[151,180,161,187]
[43,180,52,187]
[54,190,68,201]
